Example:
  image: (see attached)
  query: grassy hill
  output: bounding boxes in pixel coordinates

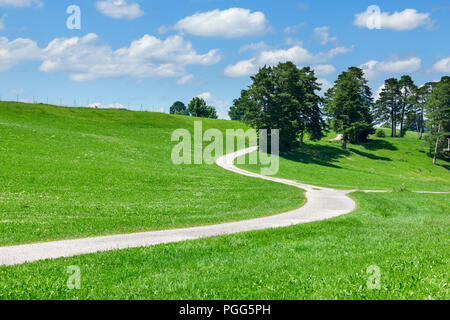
[0,102,303,245]
[0,102,448,300]
[237,131,450,191]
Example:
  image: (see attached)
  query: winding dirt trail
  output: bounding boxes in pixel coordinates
[0,147,356,266]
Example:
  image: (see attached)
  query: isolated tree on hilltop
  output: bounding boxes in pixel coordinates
[187,97,218,119]
[170,101,189,115]
[324,67,375,149]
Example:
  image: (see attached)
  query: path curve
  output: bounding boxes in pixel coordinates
[0,147,356,266]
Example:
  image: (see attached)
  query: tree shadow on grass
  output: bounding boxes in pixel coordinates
[356,139,398,151]
[281,144,350,168]
[349,148,392,161]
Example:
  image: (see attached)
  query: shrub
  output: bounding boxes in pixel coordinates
[375,129,386,138]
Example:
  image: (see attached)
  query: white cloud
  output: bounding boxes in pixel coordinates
[432,57,450,73]
[354,8,433,31]
[96,0,143,20]
[197,92,229,108]
[225,44,352,78]
[373,84,385,101]
[359,57,422,79]
[313,64,336,76]
[283,23,305,34]
[313,26,337,45]
[0,13,6,30]
[39,33,221,81]
[177,74,194,85]
[0,37,41,71]
[224,58,259,78]
[88,102,124,109]
[0,0,43,7]
[317,78,333,93]
[239,41,269,54]
[284,37,303,46]
[0,33,221,81]
[171,8,269,38]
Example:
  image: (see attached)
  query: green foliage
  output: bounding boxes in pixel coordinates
[375,129,386,138]
[426,76,450,163]
[324,67,375,148]
[238,130,450,191]
[228,90,253,121]
[187,97,218,119]
[169,101,189,116]
[241,62,326,151]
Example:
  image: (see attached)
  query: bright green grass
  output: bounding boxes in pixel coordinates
[0,102,304,245]
[238,130,450,191]
[0,192,448,300]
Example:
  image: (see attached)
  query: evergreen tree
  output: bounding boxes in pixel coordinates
[170,101,189,115]
[426,76,450,164]
[324,67,375,149]
[228,90,253,121]
[242,62,325,151]
[374,78,401,137]
[398,75,417,137]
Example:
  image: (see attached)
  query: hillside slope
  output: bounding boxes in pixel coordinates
[0,102,304,245]
[238,130,450,191]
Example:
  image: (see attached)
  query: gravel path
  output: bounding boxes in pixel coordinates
[0,147,356,266]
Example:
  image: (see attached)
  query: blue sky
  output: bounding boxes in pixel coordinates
[0,0,449,119]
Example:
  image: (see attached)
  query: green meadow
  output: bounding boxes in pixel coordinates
[238,130,450,192]
[0,102,448,300]
[0,102,303,245]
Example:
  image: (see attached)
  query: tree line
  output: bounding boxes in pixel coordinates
[169,97,218,119]
[228,61,449,164]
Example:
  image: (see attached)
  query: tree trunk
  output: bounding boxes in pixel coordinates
[433,124,441,165]
[342,139,347,149]
[416,120,420,139]
[391,113,395,137]
[419,107,424,140]
[300,131,304,145]
[400,107,405,137]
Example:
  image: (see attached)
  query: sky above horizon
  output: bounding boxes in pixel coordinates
[0,0,449,119]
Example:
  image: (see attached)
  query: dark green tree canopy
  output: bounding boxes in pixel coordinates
[187,97,218,119]
[238,61,326,151]
[324,67,375,148]
[170,101,189,115]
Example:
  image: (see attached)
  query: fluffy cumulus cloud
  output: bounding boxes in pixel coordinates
[0,33,221,81]
[171,8,269,38]
[0,0,43,7]
[432,57,450,73]
[96,0,143,20]
[313,26,338,45]
[0,37,41,71]
[359,57,422,79]
[354,8,433,31]
[225,45,353,77]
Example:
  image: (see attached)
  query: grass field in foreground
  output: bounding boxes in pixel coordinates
[0,102,304,245]
[237,130,450,192]
[0,192,448,300]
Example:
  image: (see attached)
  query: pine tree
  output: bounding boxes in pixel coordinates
[324,67,375,149]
